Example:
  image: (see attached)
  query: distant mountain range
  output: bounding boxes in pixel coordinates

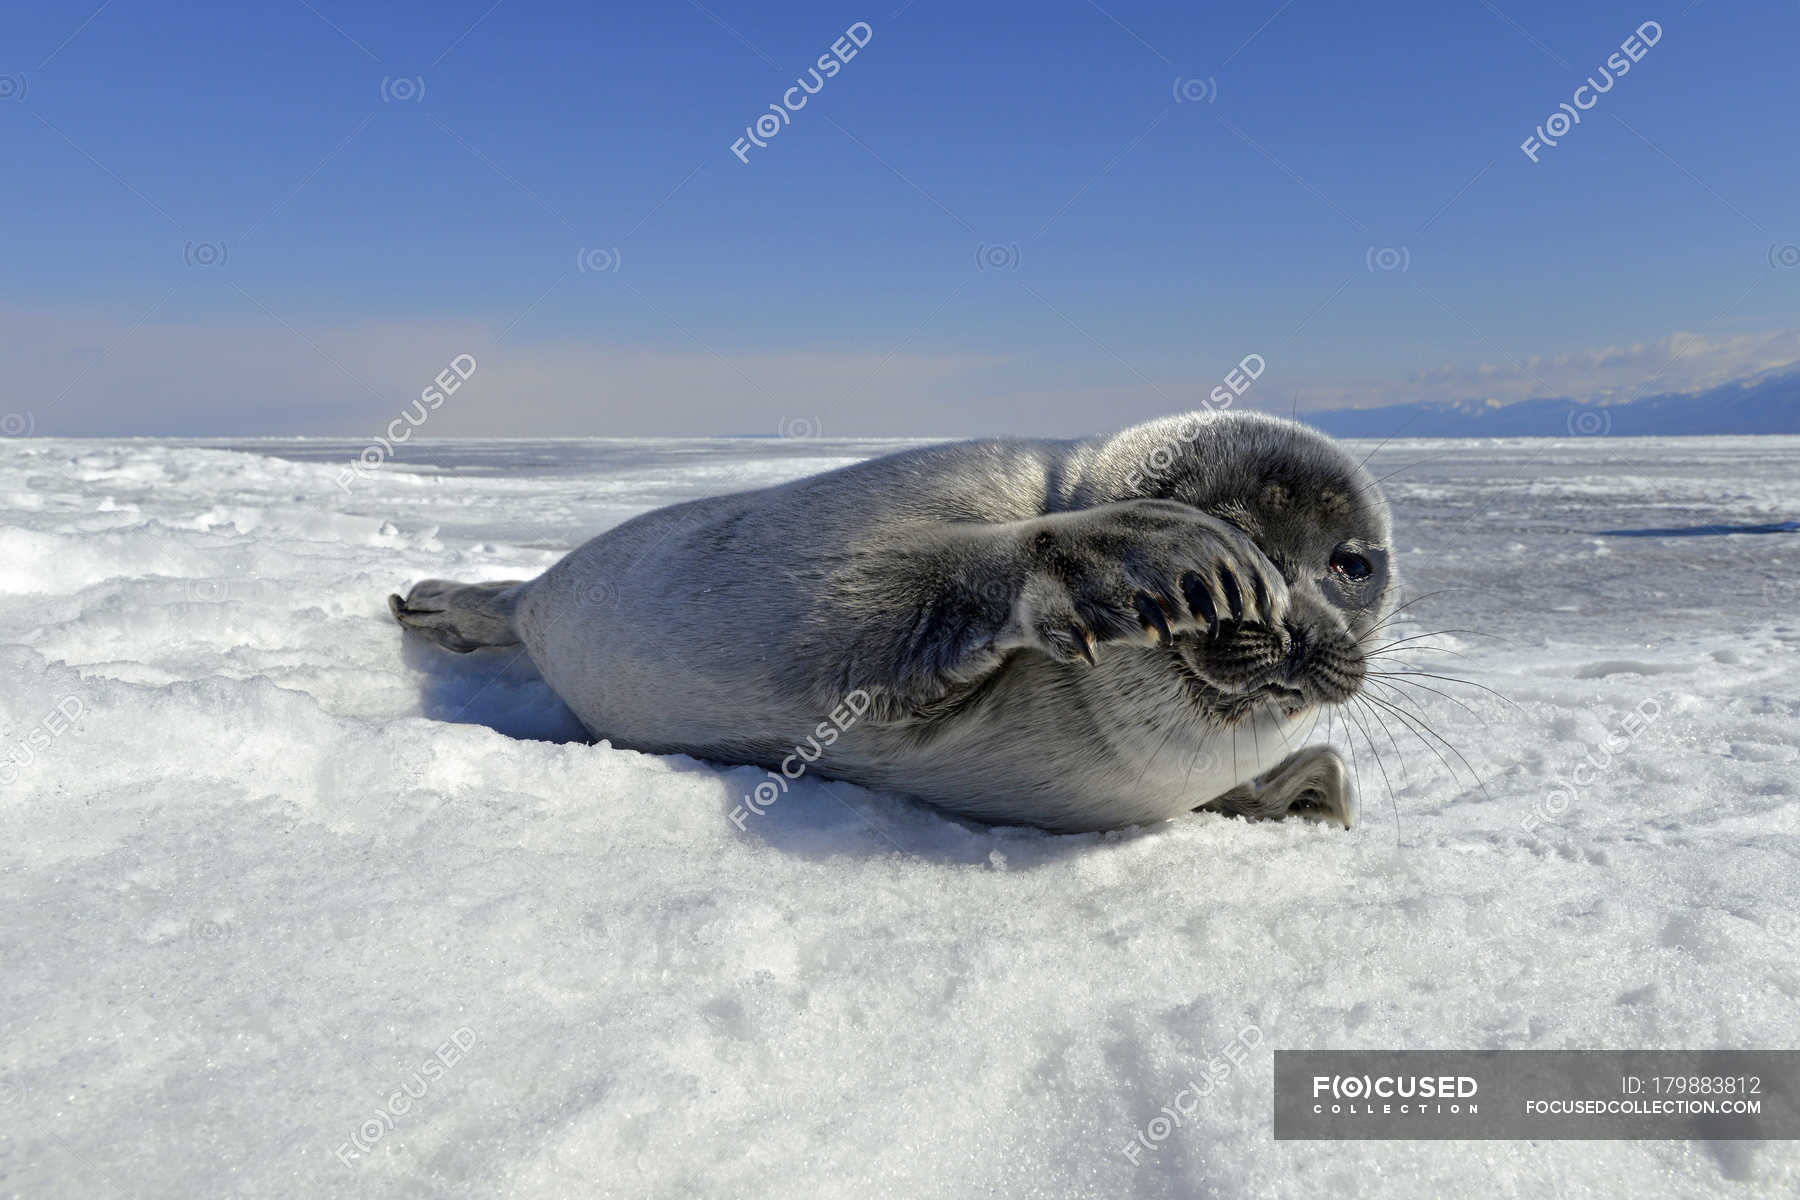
[1302,365,1800,437]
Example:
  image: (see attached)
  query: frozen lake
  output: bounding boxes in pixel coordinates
[2,433,1797,1197]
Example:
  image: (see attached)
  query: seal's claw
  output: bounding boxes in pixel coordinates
[1217,566,1245,621]
[1135,592,1173,646]
[1180,571,1217,628]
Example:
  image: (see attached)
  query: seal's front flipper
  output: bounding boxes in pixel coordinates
[389,578,526,653]
[1195,744,1354,829]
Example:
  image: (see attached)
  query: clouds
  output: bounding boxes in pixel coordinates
[5,306,1797,437]
[1293,329,1800,412]
[0,308,1013,438]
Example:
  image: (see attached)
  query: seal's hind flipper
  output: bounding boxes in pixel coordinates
[389,578,526,653]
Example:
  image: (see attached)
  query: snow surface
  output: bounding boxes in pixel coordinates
[2,433,1798,1199]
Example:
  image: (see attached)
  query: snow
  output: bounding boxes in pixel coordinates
[2,433,1798,1198]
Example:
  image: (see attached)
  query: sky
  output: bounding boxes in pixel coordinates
[3,0,1797,437]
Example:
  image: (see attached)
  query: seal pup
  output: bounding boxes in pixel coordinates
[390,410,1395,834]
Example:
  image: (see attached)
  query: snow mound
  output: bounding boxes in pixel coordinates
[2,435,1797,1198]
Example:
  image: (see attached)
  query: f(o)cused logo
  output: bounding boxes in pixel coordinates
[975,243,1020,271]
[0,411,34,437]
[381,76,425,103]
[1172,76,1216,104]
[0,74,25,101]
[1365,246,1409,273]
[778,416,822,439]
[1769,244,1800,270]
[189,918,235,943]
[1566,408,1610,436]
[184,241,227,268]
[577,247,621,273]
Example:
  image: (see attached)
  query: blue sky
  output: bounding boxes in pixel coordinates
[3,0,1796,435]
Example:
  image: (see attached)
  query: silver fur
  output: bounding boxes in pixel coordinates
[390,410,1395,833]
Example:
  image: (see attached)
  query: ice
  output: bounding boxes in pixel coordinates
[2,433,1797,1198]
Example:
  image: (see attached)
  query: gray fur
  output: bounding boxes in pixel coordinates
[390,410,1395,834]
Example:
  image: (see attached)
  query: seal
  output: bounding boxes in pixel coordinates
[389,410,1395,834]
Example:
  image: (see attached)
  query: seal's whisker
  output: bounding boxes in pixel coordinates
[1367,669,1521,712]
[1362,693,1413,789]
[1360,589,1457,636]
[1355,412,1424,471]
[1363,645,1467,661]
[1339,698,1402,846]
[1360,691,1494,805]
[1364,672,1487,725]
[1360,629,1481,656]
[1360,691,1468,804]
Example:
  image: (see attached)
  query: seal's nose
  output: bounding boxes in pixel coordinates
[1280,621,1310,683]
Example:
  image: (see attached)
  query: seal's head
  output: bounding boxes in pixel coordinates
[1097,410,1395,724]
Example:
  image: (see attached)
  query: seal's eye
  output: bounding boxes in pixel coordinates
[1329,548,1373,580]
